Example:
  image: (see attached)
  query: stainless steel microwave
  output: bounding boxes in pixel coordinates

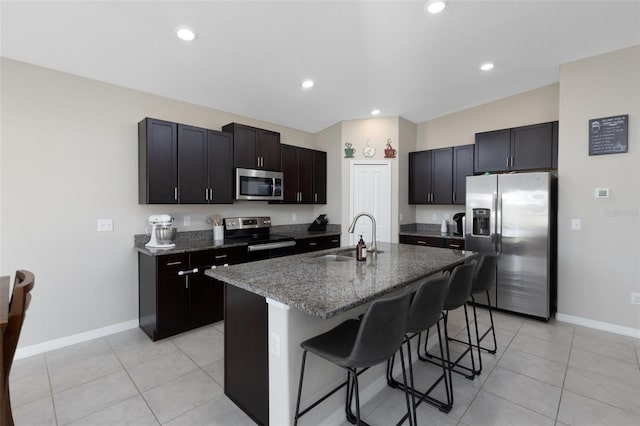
[235,168,283,201]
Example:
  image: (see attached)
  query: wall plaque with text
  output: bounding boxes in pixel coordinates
[589,114,628,156]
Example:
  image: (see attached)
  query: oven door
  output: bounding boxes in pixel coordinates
[236,168,283,201]
[247,240,296,261]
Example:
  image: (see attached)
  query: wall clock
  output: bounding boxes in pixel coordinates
[363,140,376,158]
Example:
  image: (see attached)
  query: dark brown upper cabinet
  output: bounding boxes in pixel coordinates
[278,144,326,204]
[313,150,327,204]
[139,118,178,204]
[177,126,234,204]
[139,118,234,204]
[452,144,474,205]
[222,122,281,171]
[409,148,453,204]
[474,121,558,173]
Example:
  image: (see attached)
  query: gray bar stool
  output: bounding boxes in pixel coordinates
[421,262,478,379]
[294,290,413,426]
[386,273,452,421]
[449,254,498,374]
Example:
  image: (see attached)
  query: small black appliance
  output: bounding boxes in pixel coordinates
[453,212,465,236]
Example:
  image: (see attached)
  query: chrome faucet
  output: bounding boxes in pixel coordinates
[348,212,377,253]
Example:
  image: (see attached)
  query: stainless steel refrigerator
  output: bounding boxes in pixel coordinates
[465,172,557,319]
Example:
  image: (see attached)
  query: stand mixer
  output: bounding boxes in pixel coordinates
[146,214,176,248]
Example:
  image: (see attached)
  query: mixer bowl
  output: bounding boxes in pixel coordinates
[155,227,177,244]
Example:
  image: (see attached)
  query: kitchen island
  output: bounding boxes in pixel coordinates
[206,242,476,425]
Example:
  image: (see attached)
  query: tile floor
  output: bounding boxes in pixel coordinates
[10,307,640,425]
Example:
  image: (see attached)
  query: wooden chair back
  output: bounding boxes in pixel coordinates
[2,270,35,426]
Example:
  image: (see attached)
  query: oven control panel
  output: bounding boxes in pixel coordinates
[224,216,272,231]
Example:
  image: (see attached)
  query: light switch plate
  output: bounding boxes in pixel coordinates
[184,216,191,226]
[269,331,281,357]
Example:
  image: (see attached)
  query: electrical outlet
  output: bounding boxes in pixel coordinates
[97,219,113,232]
[184,216,191,226]
[399,213,403,222]
[292,214,297,222]
[631,292,640,305]
[269,331,281,357]
[571,218,581,231]
[432,214,438,221]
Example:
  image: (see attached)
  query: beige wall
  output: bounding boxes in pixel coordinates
[557,46,640,330]
[414,83,560,225]
[398,117,417,226]
[0,58,320,346]
[313,122,341,225]
[417,83,560,150]
[340,117,400,244]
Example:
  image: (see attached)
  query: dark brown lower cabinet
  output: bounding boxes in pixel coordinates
[295,234,341,254]
[224,284,269,425]
[399,234,465,250]
[138,246,245,341]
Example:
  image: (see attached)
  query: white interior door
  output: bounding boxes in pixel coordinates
[349,162,392,245]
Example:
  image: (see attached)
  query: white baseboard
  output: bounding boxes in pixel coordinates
[556,313,640,339]
[15,319,139,360]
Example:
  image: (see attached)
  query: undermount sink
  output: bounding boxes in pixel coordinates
[316,249,384,261]
[317,254,354,262]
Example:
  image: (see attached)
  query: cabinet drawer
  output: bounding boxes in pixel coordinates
[157,253,190,274]
[296,235,340,253]
[399,235,445,248]
[445,239,465,250]
[191,246,247,268]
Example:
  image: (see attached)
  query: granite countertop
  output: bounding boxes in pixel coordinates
[134,226,341,257]
[206,242,477,319]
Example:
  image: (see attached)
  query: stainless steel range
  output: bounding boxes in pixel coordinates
[224,216,296,261]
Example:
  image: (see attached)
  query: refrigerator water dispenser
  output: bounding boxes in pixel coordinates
[472,208,491,236]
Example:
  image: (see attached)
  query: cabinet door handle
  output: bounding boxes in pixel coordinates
[453,192,456,203]
[205,188,209,201]
[178,268,198,276]
[331,239,339,243]
[314,193,318,202]
[510,156,514,168]
[166,261,182,266]
[417,240,427,245]
[309,242,318,246]
[449,244,461,248]
[223,263,229,267]
[214,254,227,259]
[174,187,178,201]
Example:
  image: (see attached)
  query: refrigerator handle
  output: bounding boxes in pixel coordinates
[496,193,503,254]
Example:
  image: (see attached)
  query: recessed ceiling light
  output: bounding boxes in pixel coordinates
[480,62,495,71]
[371,109,381,116]
[301,79,314,89]
[425,1,447,14]
[176,26,197,41]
